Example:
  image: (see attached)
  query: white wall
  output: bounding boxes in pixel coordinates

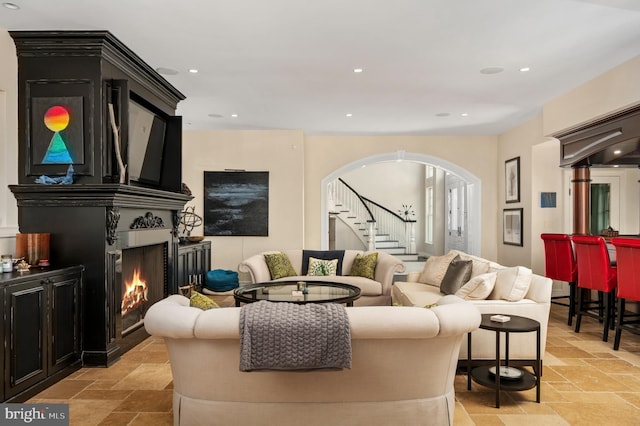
[0,28,18,255]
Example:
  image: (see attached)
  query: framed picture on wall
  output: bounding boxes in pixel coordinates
[203,171,269,236]
[503,208,523,246]
[505,157,520,203]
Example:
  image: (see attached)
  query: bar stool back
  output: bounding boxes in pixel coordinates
[541,233,578,325]
[570,235,617,342]
[610,237,640,350]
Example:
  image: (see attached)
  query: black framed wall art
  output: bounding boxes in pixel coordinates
[505,156,520,203]
[503,208,523,246]
[204,171,269,236]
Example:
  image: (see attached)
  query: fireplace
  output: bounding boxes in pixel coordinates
[118,243,167,335]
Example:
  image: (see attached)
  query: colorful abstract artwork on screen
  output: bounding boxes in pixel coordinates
[42,105,73,163]
[31,96,84,166]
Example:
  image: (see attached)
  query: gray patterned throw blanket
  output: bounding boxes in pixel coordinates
[239,301,352,371]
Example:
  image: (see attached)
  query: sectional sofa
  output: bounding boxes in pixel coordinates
[144,294,481,426]
[392,250,552,362]
[238,249,405,306]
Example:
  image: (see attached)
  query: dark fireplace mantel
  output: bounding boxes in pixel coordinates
[10,184,191,366]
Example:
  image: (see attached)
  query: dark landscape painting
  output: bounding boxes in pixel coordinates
[204,171,269,236]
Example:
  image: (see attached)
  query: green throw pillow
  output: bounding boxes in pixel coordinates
[307,257,338,276]
[349,252,378,280]
[264,252,297,280]
[190,291,219,310]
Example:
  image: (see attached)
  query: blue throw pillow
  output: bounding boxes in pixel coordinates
[301,250,345,276]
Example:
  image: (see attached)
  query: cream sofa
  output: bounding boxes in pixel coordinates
[238,250,405,306]
[144,294,481,426]
[392,250,552,362]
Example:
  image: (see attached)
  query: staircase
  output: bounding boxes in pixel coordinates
[329,178,419,261]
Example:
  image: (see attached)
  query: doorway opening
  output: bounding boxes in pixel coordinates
[321,151,481,257]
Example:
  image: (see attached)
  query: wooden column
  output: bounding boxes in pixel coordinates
[572,166,591,235]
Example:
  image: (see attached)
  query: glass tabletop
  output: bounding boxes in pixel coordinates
[234,280,361,305]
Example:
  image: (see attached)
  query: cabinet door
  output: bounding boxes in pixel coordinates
[49,272,81,375]
[4,281,47,399]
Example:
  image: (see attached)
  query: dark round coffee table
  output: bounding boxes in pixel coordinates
[234,281,361,307]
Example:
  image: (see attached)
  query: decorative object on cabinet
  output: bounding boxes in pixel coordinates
[178,205,203,243]
[15,233,50,267]
[503,208,523,246]
[505,157,520,203]
[204,171,269,236]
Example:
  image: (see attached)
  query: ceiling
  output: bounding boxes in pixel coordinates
[2,0,640,136]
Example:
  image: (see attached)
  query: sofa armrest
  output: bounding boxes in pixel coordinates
[238,253,272,283]
[525,274,553,303]
[374,251,406,295]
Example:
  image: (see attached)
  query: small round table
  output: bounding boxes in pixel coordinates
[234,281,361,307]
[467,314,541,408]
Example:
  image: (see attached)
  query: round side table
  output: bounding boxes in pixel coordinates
[467,313,541,408]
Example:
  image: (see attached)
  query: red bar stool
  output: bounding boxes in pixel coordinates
[610,237,640,350]
[541,233,578,326]
[570,235,617,342]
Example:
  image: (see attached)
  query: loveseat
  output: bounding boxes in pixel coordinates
[144,294,481,426]
[238,250,405,306]
[392,250,552,362]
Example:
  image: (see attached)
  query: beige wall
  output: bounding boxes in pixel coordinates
[182,130,305,271]
[0,28,18,255]
[543,55,640,136]
[304,135,499,260]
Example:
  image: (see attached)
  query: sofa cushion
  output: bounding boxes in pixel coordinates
[349,252,378,279]
[418,251,458,286]
[264,252,297,280]
[190,292,219,310]
[450,250,491,278]
[301,250,345,275]
[440,256,473,295]
[392,281,442,307]
[455,272,497,300]
[489,266,532,302]
[307,257,338,276]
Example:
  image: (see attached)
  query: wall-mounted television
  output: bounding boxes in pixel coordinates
[126,94,182,193]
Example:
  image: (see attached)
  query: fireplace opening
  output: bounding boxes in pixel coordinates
[120,243,167,335]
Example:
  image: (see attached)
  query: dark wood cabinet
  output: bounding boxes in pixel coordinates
[1,266,83,402]
[176,241,211,290]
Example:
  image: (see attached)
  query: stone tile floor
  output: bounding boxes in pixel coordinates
[28,297,640,425]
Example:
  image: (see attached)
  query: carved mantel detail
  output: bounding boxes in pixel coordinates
[106,207,120,245]
[130,212,165,229]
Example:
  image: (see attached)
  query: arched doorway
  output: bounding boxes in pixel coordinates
[320,151,482,256]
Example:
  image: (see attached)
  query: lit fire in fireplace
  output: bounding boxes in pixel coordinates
[122,268,148,316]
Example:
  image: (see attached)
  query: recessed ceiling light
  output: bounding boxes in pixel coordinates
[520,67,531,72]
[461,113,469,117]
[231,114,238,118]
[613,149,622,155]
[435,112,450,117]
[2,2,20,10]
[188,69,198,74]
[346,113,353,117]
[480,67,504,75]
[613,165,620,168]
[353,68,363,73]
[156,67,178,75]
[208,113,224,118]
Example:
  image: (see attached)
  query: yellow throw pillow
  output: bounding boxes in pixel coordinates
[264,252,297,279]
[190,291,220,310]
[349,252,378,280]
